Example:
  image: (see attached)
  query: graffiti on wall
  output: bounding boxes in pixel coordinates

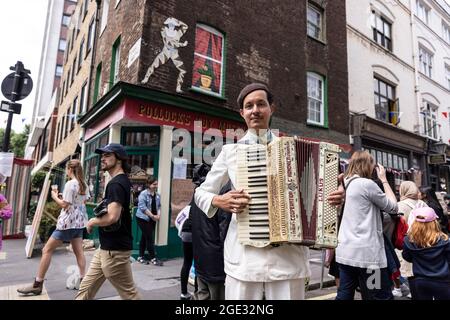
[141,17,188,93]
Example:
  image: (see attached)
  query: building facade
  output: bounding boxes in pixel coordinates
[52,0,98,173]
[25,0,77,172]
[347,0,450,192]
[75,0,350,258]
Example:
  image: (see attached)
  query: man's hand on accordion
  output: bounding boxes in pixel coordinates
[327,173,345,207]
[212,189,251,214]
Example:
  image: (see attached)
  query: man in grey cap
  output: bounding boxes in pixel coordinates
[76,143,141,300]
[195,83,345,299]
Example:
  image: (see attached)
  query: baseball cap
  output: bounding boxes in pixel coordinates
[95,143,127,160]
[411,207,439,223]
[237,83,272,109]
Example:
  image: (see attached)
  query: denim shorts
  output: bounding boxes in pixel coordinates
[51,228,84,242]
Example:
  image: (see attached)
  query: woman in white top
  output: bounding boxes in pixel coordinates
[336,151,398,300]
[17,160,89,296]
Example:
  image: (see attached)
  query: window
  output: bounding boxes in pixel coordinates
[192,24,225,96]
[82,0,88,19]
[93,63,102,104]
[58,39,67,51]
[55,65,63,77]
[443,21,450,44]
[374,77,399,125]
[87,18,95,53]
[371,11,392,51]
[71,58,76,83]
[307,3,324,41]
[416,0,430,24]
[71,28,75,51]
[100,0,110,34]
[64,112,69,139]
[80,81,87,113]
[419,46,433,78]
[78,38,85,70]
[115,0,121,8]
[71,97,78,131]
[62,14,71,27]
[422,102,438,139]
[110,37,121,87]
[446,64,450,90]
[307,72,325,125]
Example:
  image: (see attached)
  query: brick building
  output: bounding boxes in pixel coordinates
[79,0,349,258]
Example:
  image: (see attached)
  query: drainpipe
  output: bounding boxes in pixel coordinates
[409,0,428,184]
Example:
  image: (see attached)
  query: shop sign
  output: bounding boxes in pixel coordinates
[428,153,446,164]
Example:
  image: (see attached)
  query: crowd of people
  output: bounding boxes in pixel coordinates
[10,82,450,300]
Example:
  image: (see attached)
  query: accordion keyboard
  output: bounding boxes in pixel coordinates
[236,144,271,247]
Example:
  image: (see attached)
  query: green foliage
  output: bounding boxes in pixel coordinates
[197,65,214,79]
[0,124,29,157]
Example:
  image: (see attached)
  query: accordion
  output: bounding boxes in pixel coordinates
[236,136,340,249]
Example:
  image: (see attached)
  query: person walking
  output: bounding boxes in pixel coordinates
[135,176,163,266]
[402,206,450,300]
[75,143,141,300]
[17,160,89,295]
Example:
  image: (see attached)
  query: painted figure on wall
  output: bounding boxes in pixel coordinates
[141,17,188,93]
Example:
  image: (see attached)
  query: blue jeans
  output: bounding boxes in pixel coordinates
[336,264,394,300]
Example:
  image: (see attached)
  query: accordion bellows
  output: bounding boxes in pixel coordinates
[236,137,340,249]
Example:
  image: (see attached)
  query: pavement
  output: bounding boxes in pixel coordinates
[0,238,339,300]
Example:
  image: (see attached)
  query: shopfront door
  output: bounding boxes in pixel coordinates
[121,127,160,257]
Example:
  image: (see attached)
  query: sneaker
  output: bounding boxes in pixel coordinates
[150,258,163,266]
[17,279,44,296]
[137,256,149,265]
[406,293,412,299]
[180,292,192,300]
[400,283,410,296]
[392,287,402,298]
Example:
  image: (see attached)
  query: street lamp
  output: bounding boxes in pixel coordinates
[433,139,448,154]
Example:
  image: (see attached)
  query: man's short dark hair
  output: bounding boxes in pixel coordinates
[237,83,273,109]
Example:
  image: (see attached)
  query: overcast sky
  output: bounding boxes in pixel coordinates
[0,0,48,133]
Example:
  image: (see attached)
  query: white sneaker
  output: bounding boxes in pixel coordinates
[392,287,403,298]
[407,293,412,299]
[400,283,410,296]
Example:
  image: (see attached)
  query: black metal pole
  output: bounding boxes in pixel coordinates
[2,61,24,152]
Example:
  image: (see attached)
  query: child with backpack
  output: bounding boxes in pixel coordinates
[402,206,450,300]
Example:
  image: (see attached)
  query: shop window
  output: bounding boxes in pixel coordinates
[374,76,399,125]
[124,130,159,147]
[84,130,109,202]
[191,24,225,97]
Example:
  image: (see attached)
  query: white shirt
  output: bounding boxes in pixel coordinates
[56,180,90,230]
[195,130,311,282]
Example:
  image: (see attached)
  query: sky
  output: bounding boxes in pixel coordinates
[0,0,48,134]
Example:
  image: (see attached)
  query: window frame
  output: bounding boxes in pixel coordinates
[99,0,110,36]
[191,24,226,98]
[307,3,324,41]
[416,0,430,24]
[371,11,392,51]
[306,72,326,127]
[110,36,121,88]
[373,76,398,125]
[422,102,438,140]
[419,46,433,78]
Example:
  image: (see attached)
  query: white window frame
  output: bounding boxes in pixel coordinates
[422,102,438,140]
[115,0,121,8]
[80,81,88,113]
[99,0,110,35]
[55,65,63,77]
[445,64,450,91]
[416,0,430,24]
[307,3,323,41]
[442,21,450,44]
[192,24,225,97]
[419,46,433,78]
[307,72,325,126]
[113,42,120,85]
[58,39,67,51]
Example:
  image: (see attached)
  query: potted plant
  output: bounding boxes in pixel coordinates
[197,64,214,90]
